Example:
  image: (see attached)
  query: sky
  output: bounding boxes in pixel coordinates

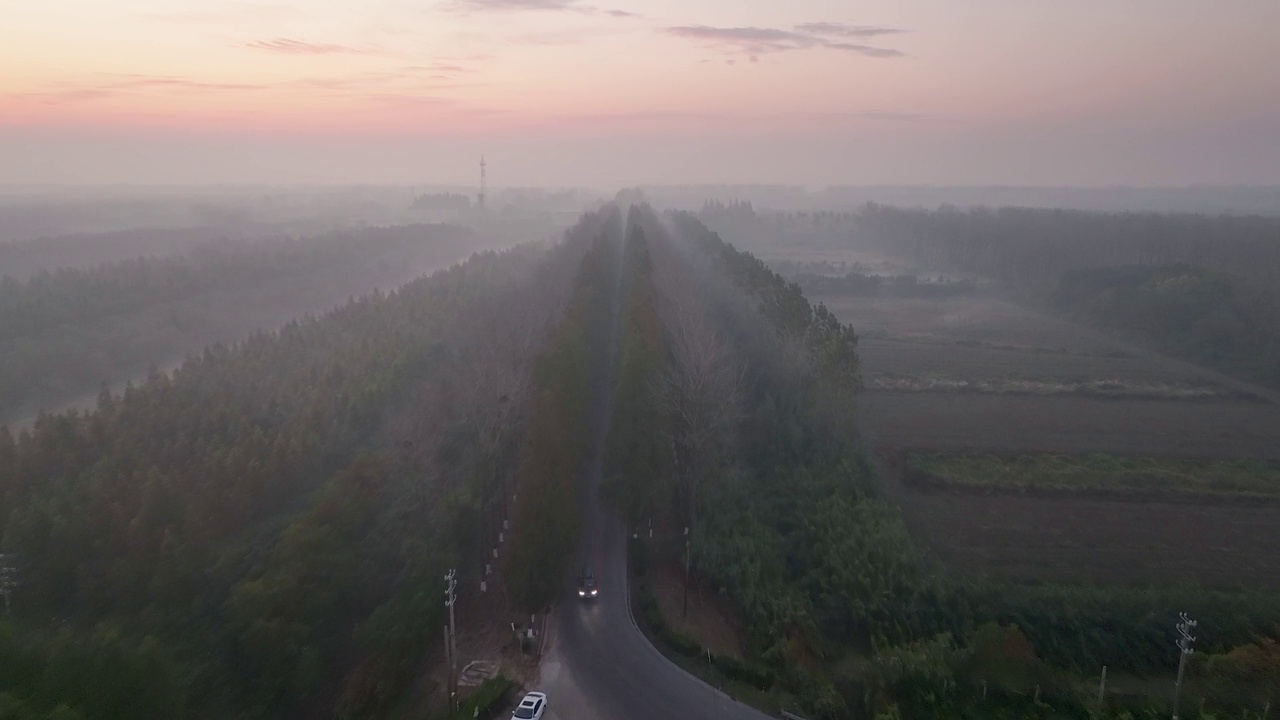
[3,0,1280,188]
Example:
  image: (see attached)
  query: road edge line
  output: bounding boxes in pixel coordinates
[620,531,768,716]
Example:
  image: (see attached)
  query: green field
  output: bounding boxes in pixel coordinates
[907,452,1280,500]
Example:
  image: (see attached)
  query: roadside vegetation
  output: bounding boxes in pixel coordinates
[907,452,1280,500]
[503,211,619,612]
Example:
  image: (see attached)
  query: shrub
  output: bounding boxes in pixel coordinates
[659,626,704,658]
[449,676,515,720]
[712,653,775,690]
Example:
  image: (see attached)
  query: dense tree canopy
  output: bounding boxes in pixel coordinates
[504,208,619,611]
[0,212,607,719]
[0,224,477,420]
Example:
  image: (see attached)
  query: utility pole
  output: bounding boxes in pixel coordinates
[442,625,452,706]
[478,156,487,211]
[1172,613,1197,720]
[445,569,459,711]
[0,555,16,615]
[682,526,691,618]
[708,648,721,718]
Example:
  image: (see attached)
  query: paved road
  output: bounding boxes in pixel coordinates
[538,508,776,720]
[536,212,776,720]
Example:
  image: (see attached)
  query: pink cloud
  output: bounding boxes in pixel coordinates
[243,38,372,55]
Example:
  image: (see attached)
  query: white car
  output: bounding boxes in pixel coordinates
[512,691,547,720]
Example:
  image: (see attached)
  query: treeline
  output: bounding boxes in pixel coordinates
[855,204,1280,289]
[0,226,239,279]
[603,217,670,529]
[626,211,1280,719]
[1052,264,1280,385]
[0,212,605,718]
[853,204,1280,387]
[609,207,865,714]
[0,224,477,420]
[412,193,472,211]
[793,272,976,299]
[0,227,467,336]
[504,208,620,611]
[700,199,756,219]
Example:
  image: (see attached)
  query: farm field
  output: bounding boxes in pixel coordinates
[810,290,1280,458]
[859,338,1237,389]
[906,452,1280,500]
[895,484,1280,590]
[811,284,1280,589]
[867,372,1261,402]
[821,292,1278,399]
[860,392,1280,459]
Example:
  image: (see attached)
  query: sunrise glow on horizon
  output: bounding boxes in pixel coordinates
[4,0,1280,187]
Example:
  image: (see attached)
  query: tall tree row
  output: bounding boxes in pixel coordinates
[607,207,871,715]
[603,216,673,529]
[503,207,622,612]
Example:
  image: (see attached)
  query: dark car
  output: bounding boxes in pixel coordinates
[577,570,598,599]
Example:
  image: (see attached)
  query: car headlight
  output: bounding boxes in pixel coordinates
[578,590,586,596]
[591,589,598,596]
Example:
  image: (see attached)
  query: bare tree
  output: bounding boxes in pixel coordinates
[651,284,745,532]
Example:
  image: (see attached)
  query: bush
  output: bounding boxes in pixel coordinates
[636,587,662,631]
[660,627,704,658]
[629,537,648,577]
[634,585,703,657]
[449,676,515,720]
[712,653,775,690]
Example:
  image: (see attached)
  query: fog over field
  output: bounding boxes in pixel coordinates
[5,1,1280,720]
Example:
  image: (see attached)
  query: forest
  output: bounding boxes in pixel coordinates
[0,209,614,719]
[0,224,479,423]
[612,208,1280,719]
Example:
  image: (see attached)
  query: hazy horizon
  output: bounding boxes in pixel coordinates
[6,0,1280,187]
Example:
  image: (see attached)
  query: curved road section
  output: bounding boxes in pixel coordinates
[537,212,775,720]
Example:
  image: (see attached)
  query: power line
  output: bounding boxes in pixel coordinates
[445,568,459,711]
